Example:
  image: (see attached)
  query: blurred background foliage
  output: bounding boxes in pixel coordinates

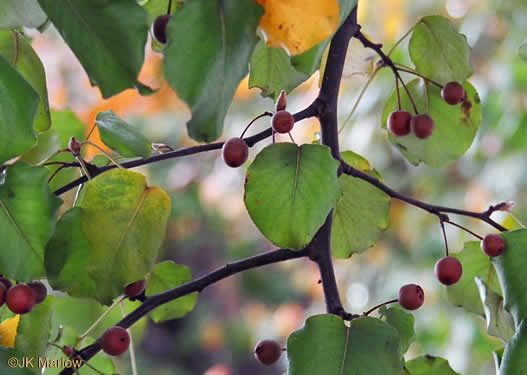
[28,0,527,373]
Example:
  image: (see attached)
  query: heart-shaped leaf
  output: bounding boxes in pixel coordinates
[405,355,459,375]
[379,305,415,356]
[244,143,340,249]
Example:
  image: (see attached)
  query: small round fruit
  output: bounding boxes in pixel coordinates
[62,345,75,358]
[152,14,172,44]
[481,233,506,257]
[222,137,249,168]
[102,326,130,356]
[27,281,47,304]
[387,110,411,136]
[0,276,12,291]
[6,284,36,314]
[441,82,465,105]
[410,114,435,139]
[124,280,146,300]
[0,283,6,308]
[398,284,425,310]
[254,339,282,365]
[271,110,295,134]
[435,256,463,286]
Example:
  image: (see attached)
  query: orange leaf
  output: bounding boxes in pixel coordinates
[0,315,20,348]
[256,0,339,56]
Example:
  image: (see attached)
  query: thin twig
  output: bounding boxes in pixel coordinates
[363,299,398,316]
[440,218,449,256]
[240,112,273,138]
[445,220,483,240]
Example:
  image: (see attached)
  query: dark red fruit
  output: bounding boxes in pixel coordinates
[481,233,506,257]
[222,137,249,168]
[398,284,425,310]
[271,110,295,134]
[124,280,146,300]
[152,14,172,44]
[410,114,435,139]
[0,283,6,308]
[27,281,47,304]
[435,256,463,286]
[102,326,130,356]
[254,339,282,365]
[6,284,36,314]
[0,276,12,291]
[62,345,75,358]
[441,82,465,105]
[387,110,411,136]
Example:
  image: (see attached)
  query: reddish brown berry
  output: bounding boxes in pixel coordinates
[398,284,425,310]
[27,281,47,304]
[124,280,146,300]
[411,114,435,139]
[254,339,282,365]
[275,90,287,111]
[222,137,249,168]
[435,256,463,286]
[481,234,506,257]
[6,284,36,314]
[441,82,465,105]
[387,110,411,136]
[0,283,6,308]
[102,326,130,356]
[152,14,172,44]
[0,276,12,291]
[62,345,75,358]
[271,110,295,134]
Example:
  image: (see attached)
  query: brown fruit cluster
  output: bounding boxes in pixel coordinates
[387,111,434,139]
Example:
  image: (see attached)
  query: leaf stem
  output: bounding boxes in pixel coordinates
[386,22,418,57]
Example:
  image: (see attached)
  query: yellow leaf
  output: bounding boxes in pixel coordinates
[0,315,20,348]
[256,0,339,56]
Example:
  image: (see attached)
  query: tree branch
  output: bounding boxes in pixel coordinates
[339,160,507,231]
[58,247,307,375]
[53,105,321,196]
[306,6,359,319]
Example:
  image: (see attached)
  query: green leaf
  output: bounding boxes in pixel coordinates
[292,0,358,75]
[50,110,86,148]
[409,16,472,85]
[95,110,151,158]
[331,151,390,258]
[405,355,459,375]
[520,40,527,63]
[287,314,402,375]
[0,31,50,132]
[16,296,54,360]
[446,241,502,316]
[37,0,149,98]
[163,0,263,142]
[244,143,340,249]
[21,129,60,165]
[142,0,179,25]
[146,261,197,323]
[493,347,505,371]
[474,277,515,342]
[0,162,62,280]
[0,55,39,165]
[248,40,308,99]
[381,79,481,167]
[499,320,527,374]
[49,169,171,304]
[45,208,97,297]
[0,0,47,29]
[491,229,527,326]
[379,306,415,356]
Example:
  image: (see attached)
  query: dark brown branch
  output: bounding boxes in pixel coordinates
[307,6,359,319]
[53,105,321,196]
[58,248,307,375]
[339,160,507,231]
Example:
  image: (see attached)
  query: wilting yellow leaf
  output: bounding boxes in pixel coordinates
[256,0,339,56]
[0,315,20,348]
